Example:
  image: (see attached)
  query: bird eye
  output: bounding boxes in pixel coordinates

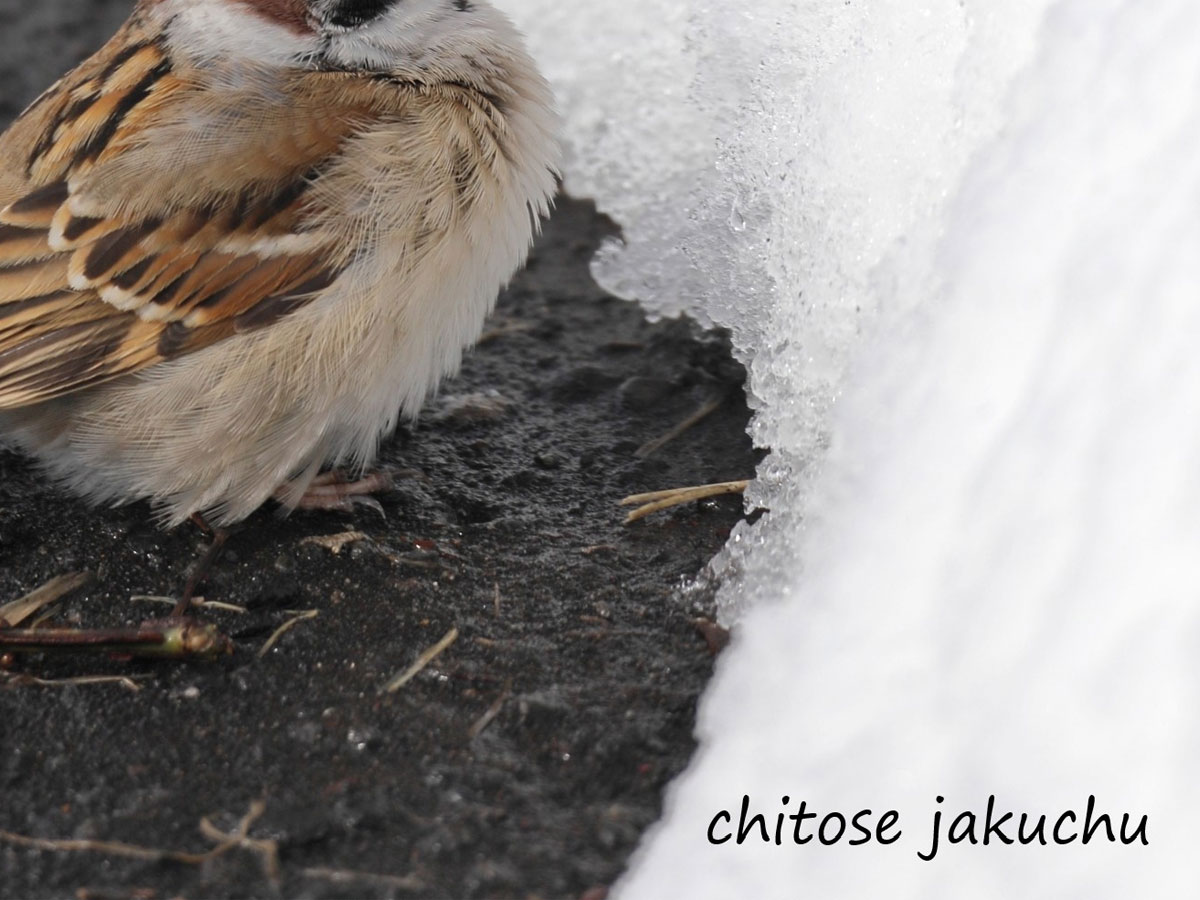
[328,0,396,28]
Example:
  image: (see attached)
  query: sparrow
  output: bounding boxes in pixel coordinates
[0,0,559,526]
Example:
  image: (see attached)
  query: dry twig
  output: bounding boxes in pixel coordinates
[300,531,369,555]
[0,573,92,627]
[198,801,279,883]
[382,627,460,693]
[0,801,269,872]
[0,619,232,660]
[257,610,319,658]
[0,672,148,692]
[620,480,750,523]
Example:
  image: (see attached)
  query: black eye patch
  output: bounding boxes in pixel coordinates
[329,0,397,28]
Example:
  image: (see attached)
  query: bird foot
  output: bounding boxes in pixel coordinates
[289,470,394,516]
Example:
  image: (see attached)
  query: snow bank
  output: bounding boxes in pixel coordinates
[504,0,1200,894]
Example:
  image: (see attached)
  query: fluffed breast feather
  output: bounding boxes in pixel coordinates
[0,17,522,410]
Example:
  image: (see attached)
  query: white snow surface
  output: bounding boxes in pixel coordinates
[504,0,1200,895]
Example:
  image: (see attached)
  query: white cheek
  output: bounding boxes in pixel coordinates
[325,31,397,71]
[154,0,317,66]
[324,0,454,70]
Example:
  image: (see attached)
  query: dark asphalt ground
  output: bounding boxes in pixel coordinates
[0,3,758,897]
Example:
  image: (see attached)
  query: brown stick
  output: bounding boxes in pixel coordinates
[0,619,232,660]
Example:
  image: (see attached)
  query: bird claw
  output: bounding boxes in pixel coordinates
[349,494,386,520]
[286,469,395,518]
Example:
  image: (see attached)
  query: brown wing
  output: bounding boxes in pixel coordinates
[0,29,379,409]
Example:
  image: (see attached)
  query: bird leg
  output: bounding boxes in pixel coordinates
[172,516,230,617]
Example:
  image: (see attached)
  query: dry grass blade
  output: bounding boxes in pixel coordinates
[620,479,750,523]
[634,395,724,459]
[0,801,267,869]
[301,867,425,891]
[0,830,207,863]
[383,627,460,694]
[257,610,319,658]
[198,800,278,883]
[75,887,157,900]
[130,595,248,614]
[0,672,148,692]
[0,572,92,627]
[476,320,533,344]
[468,679,512,740]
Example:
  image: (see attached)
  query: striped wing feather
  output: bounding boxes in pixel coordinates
[0,29,374,408]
